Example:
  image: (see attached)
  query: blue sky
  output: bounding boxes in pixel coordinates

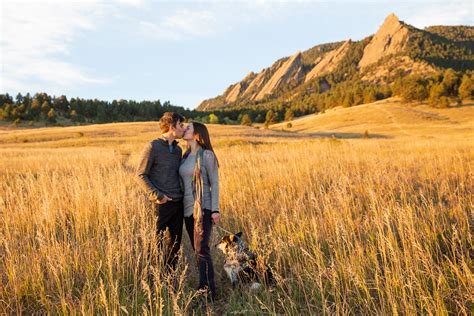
[1,0,472,109]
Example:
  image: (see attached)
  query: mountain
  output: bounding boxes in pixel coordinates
[197,42,341,111]
[305,40,352,83]
[197,13,473,112]
[359,13,409,69]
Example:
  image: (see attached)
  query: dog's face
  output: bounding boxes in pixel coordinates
[215,232,243,255]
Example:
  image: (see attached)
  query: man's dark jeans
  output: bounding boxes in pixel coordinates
[184,209,216,299]
[155,199,184,271]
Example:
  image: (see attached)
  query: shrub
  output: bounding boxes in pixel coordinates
[439,97,450,108]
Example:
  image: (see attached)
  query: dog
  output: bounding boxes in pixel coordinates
[215,231,274,290]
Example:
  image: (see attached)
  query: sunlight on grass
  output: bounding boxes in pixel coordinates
[0,123,472,314]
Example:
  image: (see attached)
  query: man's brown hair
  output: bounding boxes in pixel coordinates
[159,112,185,133]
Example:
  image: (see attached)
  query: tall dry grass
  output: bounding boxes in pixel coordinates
[0,126,472,314]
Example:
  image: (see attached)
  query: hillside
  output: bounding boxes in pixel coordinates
[197,13,473,112]
[271,97,474,140]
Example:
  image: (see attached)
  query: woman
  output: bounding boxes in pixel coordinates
[179,121,220,300]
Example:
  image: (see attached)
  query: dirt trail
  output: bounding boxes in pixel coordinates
[376,103,415,137]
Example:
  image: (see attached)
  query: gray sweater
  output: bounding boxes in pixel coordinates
[179,150,219,217]
[135,138,183,202]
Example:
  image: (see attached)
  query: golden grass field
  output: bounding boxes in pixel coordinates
[0,100,473,315]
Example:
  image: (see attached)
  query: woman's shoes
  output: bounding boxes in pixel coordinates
[197,285,216,303]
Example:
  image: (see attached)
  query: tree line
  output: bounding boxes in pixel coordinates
[1,68,472,128]
[0,93,208,126]
[0,92,266,127]
[393,69,473,106]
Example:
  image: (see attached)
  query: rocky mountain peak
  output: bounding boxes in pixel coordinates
[358,13,409,69]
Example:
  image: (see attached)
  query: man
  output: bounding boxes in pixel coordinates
[136,112,186,270]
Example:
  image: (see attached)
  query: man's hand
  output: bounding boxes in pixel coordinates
[211,212,220,225]
[157,195,172,204]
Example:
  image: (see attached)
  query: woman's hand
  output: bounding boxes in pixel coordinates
[211,212,220,225]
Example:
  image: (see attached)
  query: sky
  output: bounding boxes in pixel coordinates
[1,0,472,109]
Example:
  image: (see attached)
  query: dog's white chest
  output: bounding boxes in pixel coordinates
[224,259,241,285]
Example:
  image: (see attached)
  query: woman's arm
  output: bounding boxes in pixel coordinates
[204,150,219,213]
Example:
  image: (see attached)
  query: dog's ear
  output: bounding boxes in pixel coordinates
[235,232,243,239]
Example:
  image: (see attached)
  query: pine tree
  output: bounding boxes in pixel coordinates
[240,114,252,126]
[428,83,448,106]
[70,110,78,122]
[363,88,377,104]
[41,101,50,113]
[15,93,23,105]
[458,74,473,100]
[441,68,460,96]
[47,108,57,122]
[265,110,276,127]
[439,96,450,108]
[401,76,428,102]
[342,93,354,107]
[2,103,12,120]
[209,113,219,124]
[284,108,294,121]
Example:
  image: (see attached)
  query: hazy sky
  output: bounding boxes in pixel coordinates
[1,0,472,109]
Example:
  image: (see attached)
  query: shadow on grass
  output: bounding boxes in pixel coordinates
[306,131,392,139]
[249,129,392,139]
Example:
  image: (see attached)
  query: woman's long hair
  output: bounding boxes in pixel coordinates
[187,121,219,167]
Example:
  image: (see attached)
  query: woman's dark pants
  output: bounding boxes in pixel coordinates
[184,209,216,299]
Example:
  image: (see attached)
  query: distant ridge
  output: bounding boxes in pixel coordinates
[197,13,473,112]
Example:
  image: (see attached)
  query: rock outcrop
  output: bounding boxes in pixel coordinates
[224,83,242,103]
[361,56,436,83]
[359,13,409,69]
[242,68,269,99]
[221,72,256,103]
[254,51,303,100]
[305,40,351,83]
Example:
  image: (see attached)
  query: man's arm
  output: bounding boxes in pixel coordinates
[136,142,165,202]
